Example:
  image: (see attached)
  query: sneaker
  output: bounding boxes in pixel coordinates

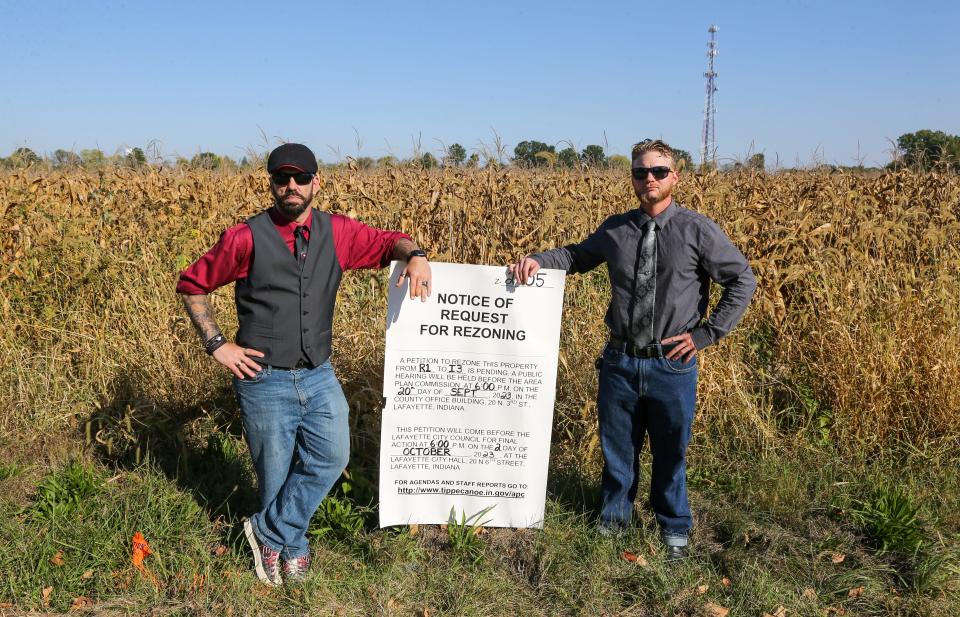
[283,554,311,584]
[243,518,282,586]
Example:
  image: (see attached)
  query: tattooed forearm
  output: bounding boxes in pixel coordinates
[180,294,222,342]
[392,238,420,260]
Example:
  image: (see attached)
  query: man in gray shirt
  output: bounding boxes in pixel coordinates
[510,139,755,559]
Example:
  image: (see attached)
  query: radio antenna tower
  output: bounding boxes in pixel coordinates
[701,25,719,166]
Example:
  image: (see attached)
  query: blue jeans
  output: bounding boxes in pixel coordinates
[233,360,350,559]
[597,344,698,544]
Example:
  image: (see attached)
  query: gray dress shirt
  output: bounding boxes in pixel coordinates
[530,201,756,350]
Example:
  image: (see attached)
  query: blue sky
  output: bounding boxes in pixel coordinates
[1,1,956,167]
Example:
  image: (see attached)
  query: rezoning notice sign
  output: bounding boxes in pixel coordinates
[379,261,566,529]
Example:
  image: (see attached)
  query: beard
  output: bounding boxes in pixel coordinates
[636,182,672,206]
[273,189,314,219]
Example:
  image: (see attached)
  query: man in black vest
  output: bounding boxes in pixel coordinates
[177,143,431,585]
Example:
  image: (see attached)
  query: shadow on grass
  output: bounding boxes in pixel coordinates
[546,461,602,518]
[82,362,388,530]
[84,372,258,526]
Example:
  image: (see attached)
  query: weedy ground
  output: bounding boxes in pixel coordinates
[1,167,958,615]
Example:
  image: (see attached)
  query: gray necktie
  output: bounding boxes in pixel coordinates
[633,219,657,346]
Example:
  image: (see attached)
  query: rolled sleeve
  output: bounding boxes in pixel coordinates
[176,224,251,295]
[332,214,412,271]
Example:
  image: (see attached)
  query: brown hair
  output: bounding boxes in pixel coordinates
[631,139,680,170]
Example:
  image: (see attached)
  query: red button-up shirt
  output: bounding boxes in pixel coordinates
[176,207,410,295]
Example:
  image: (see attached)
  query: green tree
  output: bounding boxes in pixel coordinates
[420,152,438,169]
[191,152,221,170]
[534,151,557,167]
[466,153,480,168]
[607,154,630,170]
[9,147,40,167]
[748,153,765,171]
[513,140,554,167]
[377,155,397,167]
[671,148,693,170]
[581,145,606,168]
[895,130,960,170]
[557,147,580,168]
[80,149,105,168]
[446,143,467,167]
[125,147,147,167]
[52,149,82,168]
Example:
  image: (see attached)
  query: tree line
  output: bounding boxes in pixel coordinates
[2,131,957,172]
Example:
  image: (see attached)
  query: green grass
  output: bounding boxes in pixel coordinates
[1,444,957,615]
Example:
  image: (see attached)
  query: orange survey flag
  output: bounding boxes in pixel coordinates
[131,532,153,572]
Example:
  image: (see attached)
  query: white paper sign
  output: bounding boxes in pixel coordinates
[378,261,566,529]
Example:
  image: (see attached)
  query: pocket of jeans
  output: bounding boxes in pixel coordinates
[235,366,269,384]
[663,356,697,374]
[601,346,624,369]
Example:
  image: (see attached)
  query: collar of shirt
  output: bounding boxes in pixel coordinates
[268,206,313,240]
[633,200,677,230]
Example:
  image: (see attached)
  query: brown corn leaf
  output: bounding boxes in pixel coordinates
[81,570,94,579]
[848,586,865,598]
[831,552,845,564]
[621,550,648,566]
[704,602,730,617]
[70,596,93,611]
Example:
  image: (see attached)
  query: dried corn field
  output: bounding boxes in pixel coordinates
[1,167,958,466]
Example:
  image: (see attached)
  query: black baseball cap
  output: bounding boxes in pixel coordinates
[267,143,318,174]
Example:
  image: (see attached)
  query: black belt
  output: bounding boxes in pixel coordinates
[607,337,679,359]
[274,359,316,370]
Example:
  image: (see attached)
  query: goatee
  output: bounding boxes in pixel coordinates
[276,195,312,219]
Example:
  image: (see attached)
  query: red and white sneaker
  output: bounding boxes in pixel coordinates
[243,518,282,586]
[282,554,311,584]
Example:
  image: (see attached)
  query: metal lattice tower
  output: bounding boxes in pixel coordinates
[701,25,719,166]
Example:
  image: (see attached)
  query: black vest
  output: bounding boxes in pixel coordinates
[235,209,342,368]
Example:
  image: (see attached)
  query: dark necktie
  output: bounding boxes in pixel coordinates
[294,226,308,266]
[633,219,657,346]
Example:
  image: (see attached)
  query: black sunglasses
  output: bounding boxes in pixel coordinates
[631,166,672,181]
[271,172,314,186]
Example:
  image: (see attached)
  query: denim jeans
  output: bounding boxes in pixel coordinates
[233,360,350,559]
[596,344,698,544]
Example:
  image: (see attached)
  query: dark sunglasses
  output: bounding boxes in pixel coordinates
[631,166,672,181]
[270,172,314,186]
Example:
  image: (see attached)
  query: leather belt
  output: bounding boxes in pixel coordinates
[275,359,316,370]
[607,337,679,359]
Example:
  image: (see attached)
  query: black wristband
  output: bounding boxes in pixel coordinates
[408,249,427,260]
[204,333,227,356]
